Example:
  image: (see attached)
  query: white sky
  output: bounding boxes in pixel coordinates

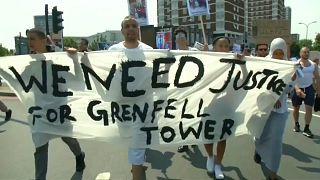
[0,0,319,49]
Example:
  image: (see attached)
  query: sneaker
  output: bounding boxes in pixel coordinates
[76,152,86,172]
[268,176,278,180]
[177,145,188,153]
[253,151,261,164]
[5,109,12,121]
[214,164,224,179]
[206,156,214,173]
[293,123,300,132]
[303,129,314,138]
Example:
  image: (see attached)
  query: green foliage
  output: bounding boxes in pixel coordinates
[290,35,320,58]
[63,37,78,49]
[313,33,320,51]
[290,42,301,58]
[298,39,313,50]
[0,45,13,57]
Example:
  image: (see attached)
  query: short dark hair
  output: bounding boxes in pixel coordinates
[121,15,138,29]
[255,43,268,50]
[212,36,230,46]
[81,38,89,46]
[27,28,46,39]
[174,27,187,39]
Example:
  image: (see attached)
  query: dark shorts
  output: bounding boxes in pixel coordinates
[292,85,315,106]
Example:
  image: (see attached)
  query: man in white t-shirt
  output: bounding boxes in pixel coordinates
[108,15,152,180]
[291,47,320,138]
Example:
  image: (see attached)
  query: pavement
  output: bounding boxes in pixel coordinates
[0,84,319,180]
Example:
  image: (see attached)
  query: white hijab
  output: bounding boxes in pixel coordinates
[267,38,288,60]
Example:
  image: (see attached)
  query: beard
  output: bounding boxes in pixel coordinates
[125,34,138,42]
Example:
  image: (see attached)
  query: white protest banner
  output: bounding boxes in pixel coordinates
[187,0,210,16]
[0,50,294,148]
[127,0,149,26]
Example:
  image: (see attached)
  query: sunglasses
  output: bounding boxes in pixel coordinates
[258,48,267,51]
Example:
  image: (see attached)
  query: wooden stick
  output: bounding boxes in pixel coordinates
[200,16,207,44]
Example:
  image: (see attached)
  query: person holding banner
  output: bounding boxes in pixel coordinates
[108,15,152,180]
[0,100,11,121]
[78,38,89,52]
[173,27,198,153]
[204,36,245,179]
[291,47,320,138]
[254,38,292,180]
[27,28,86,179]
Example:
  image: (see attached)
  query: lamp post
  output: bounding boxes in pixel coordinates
[298,21,317,40]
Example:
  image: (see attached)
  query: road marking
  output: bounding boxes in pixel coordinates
[288,108,320,118]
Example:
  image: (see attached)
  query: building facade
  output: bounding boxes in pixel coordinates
[285,6,291,24]
[65,30,123,50]
[246,0,285,37]
[14,36,29,55]
[34,15,53,34]
[157,0,245,46]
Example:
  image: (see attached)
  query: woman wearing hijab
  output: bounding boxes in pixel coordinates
[253,38,292,180]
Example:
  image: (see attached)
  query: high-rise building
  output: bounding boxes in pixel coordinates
[246,0,285,37]
[14,35,29,55]
[285,6,291,23]
[34,15,53,33]
[157,0,245,45]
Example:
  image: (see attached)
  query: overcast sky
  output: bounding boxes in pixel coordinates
[0,0,319,49]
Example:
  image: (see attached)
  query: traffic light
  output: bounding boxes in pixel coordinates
[52,6,63,33]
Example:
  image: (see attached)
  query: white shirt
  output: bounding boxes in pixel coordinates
[108,41,153,50]
[297,59,315,88]
[107,40,153,138]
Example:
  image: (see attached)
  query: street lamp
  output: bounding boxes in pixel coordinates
[298,21,317,40]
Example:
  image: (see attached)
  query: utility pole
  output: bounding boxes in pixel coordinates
[298,21,317,40]
[45,4,49,35]
[18,32,22,55]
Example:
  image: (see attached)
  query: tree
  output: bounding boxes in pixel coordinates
[313,33,320,51]
[63,37,78,49]
[0,45,13,57]
[290,42,301,58]
[298,39,313,50]
[89,34,107,51]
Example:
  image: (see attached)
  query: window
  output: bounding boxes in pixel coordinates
[183,8,187,15]
[216,21,224,31]
[172,18,179,25]
[206,23,211,29]
[216,11,225,20]
[206,14,210,20]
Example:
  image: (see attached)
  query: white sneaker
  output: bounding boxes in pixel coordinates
[95,172,111,180]
[206,156,214,173]
[215,164,224,179]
